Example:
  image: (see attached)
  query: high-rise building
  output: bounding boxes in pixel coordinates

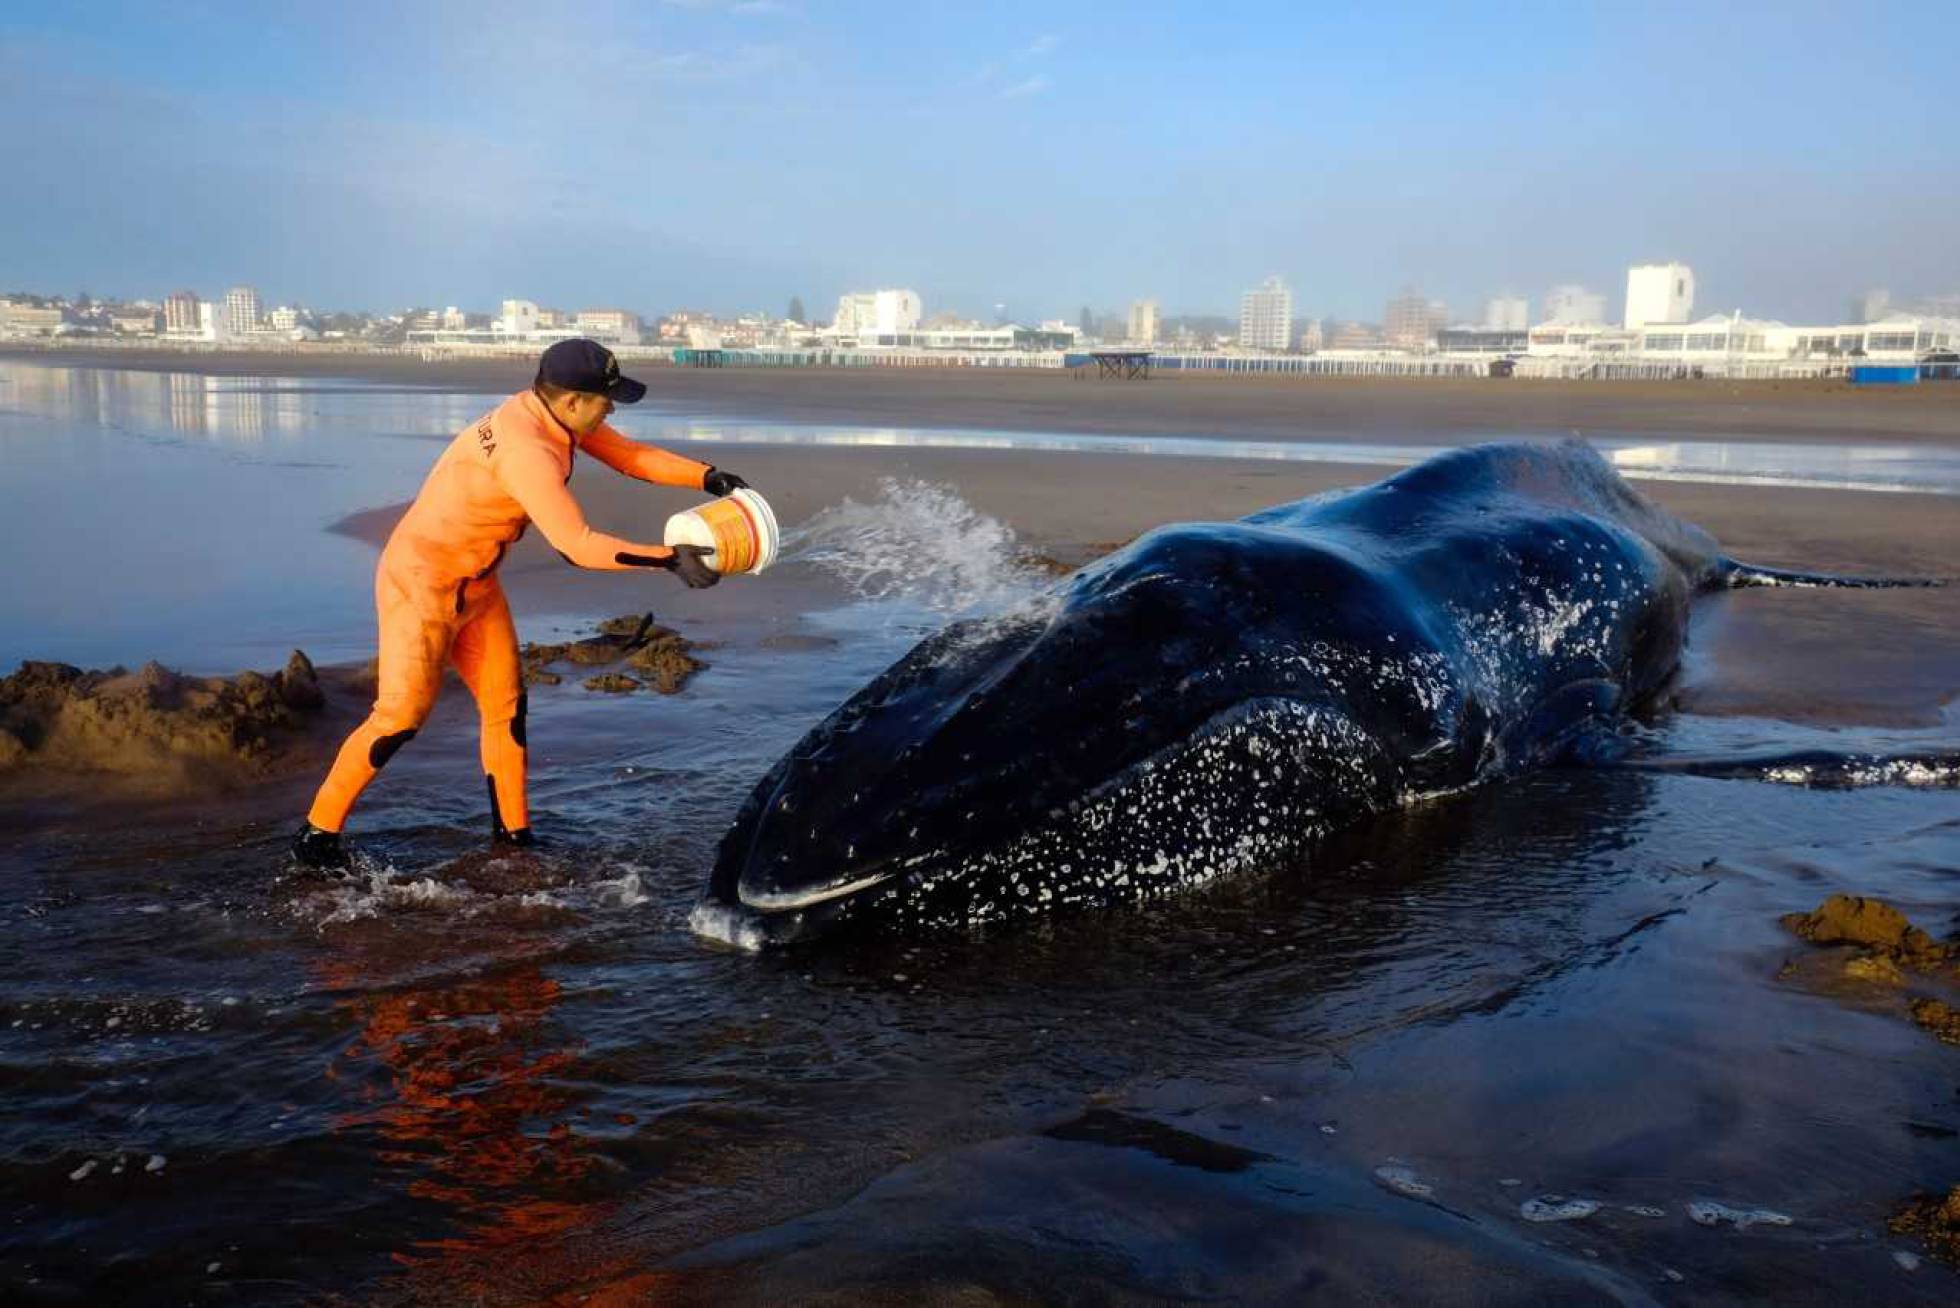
[1855,289,1893,323]
[1623,262,1694,330]
[1127,299,1159,345]
[223,286,262,336]
[1544,284,1608,325]
[1385,290,1445,350]
[1238,277,1292,352]
[164,290,202,335]
[1484,296,1530,332]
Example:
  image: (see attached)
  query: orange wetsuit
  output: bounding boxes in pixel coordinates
[307,388,712,836]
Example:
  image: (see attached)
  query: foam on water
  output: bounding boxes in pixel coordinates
[1521,1196,1601,1222]
[286,854,656,928]
[1686,1200,1794,1230]
[1373,1163,1435,1200]
[689,899,770,952]
[301,864,477,927]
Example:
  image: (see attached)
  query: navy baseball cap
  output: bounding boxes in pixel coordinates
[535,338,647,404]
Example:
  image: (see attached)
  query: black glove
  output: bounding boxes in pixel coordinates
[668,543,720,589]
[702,467,750,497]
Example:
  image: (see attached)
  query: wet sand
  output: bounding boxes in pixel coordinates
[7,341,1960,445]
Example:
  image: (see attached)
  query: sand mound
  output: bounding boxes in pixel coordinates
[0,651,330,782]
[0,613,708,798]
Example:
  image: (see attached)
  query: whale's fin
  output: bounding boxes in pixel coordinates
[1717,559,1945,590]
[1615,748,1960,789]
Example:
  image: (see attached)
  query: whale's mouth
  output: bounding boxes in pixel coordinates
[738,860,899,913]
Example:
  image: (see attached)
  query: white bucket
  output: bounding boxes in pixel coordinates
[663,487,780,575]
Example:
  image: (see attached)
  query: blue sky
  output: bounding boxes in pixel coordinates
[2,1,1954,324]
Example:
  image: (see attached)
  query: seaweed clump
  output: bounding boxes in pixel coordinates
[521,612,706,695]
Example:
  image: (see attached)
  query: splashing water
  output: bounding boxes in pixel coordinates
[784,478,1047,618]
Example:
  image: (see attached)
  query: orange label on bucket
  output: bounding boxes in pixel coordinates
[696,497,760,574]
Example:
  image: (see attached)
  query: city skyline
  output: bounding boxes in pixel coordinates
[9,262,1956,349]
[3,3,1956,326]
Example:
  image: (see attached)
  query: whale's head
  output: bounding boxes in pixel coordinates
[700,523,1471,946]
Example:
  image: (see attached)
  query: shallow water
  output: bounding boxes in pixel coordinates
[4,359,1960,1304]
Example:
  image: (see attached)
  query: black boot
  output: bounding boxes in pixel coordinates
[492,824,539,850]
[290,823,349,870]
[486,773,540,850]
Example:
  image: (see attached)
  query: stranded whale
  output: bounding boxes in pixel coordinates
[700,441,1929,946]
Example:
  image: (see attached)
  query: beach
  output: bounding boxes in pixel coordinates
[3,351,1959,1305]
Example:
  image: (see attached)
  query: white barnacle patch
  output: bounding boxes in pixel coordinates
[865,698,1402,933]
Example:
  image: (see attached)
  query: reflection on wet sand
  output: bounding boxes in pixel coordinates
[316,946,610,1298]
[2,363,323,444]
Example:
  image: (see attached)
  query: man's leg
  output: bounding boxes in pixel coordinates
[449,583,530,841]
[302,575,451,841]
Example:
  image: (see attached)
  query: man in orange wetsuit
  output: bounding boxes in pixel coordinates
[291,339,750,869]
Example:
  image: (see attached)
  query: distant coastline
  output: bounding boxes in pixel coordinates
[3,339,1957,447]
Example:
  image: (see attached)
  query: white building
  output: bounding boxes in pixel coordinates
[1544,284,1608,325]
[1484,296,1530,331]
[1624,262,1695,330]
[831,289,922,338]
[441,306,468,331]
[1239,276,1292,352]
[575,308,643,345]
[1127,298,1159,345]
[223,286,262,337]
[1523,310,1959,376]
[497,299,539,336]
[0,300,66,337]
[1297,318,1324,352]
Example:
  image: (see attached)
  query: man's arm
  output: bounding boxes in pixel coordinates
[496,444,677,570]
[579,423,713,489]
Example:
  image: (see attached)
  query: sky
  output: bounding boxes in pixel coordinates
[2,0,1956,325]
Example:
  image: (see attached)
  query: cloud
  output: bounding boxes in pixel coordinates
[642,42,787,80]
[1025,33,1060,57]
[999,75,1052,99]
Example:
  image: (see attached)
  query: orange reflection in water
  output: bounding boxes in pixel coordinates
[321,958,657,1301]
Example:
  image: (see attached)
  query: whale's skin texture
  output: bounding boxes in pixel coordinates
[705,441,1728,946]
